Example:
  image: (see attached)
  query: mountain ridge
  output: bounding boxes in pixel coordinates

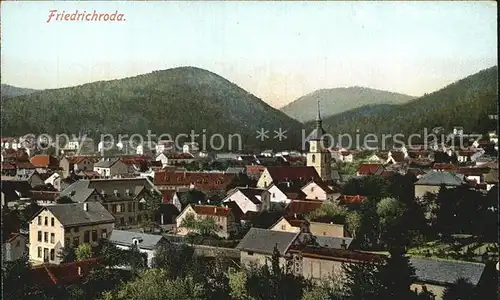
[307,66,498,144]
[281,86,416,122]
[1,66,304,151]
[1,84,38,99]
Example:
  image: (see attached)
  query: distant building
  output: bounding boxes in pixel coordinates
[108,230,170,267]
[306,101,332,182]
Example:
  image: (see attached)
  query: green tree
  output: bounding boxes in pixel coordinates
[341,260,383,300]
[376,197,407,247]
[146,191,162,215]
[1,254,34,300]
[75,243,93,261]
[346,211,362,240]
[301,282,342,300]
[305,202,347,224]
[115,269,207,300]
[58,245,76,263]
[228,270,255,300]
[378,248,417,300]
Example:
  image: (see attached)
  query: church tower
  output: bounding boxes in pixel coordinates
[306,100,331,182]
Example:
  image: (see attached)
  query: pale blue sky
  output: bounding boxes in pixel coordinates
[1,1,497,108]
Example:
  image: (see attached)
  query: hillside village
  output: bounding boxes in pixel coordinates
[1,101,498,299]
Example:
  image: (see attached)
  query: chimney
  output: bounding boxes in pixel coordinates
[83,202,88,211]
[161,213,164,225]
[114,189,119,196]
[207,199,211,204]
[198,200,201,204]
[294,213,297,219]
[78,266,82,276]
[214,207,217,213]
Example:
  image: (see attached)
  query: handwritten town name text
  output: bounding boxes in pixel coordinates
[47,10,125,23]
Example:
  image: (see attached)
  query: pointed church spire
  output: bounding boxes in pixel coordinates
[316,100,321,121]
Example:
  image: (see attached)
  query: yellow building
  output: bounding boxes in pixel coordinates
[28,202,115,265]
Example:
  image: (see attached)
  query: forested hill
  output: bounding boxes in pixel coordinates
[281,86,415,122]
[1,67,304,151]
[1,84,38,99]
[308,66,498,140]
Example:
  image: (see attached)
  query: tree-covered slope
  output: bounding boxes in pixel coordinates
[281,86,415,122]
[1,67,304,151]
[1,84,38,99]
[307,66,498,141]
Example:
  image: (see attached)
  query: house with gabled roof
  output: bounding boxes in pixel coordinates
[356,164,384,176]
[59,177,159,229]
[59,156,97,178]
[267,181,307,204]
[154,170,236,194]
[30,155,60,174]
[256,166,320,188]
[301,180,340,201]
[222,187,270,214]
[284,199,323,218]
[108,230,170,267]
[236,228,300,268]
[93,157,129,178]
[386,150,408,164]
[28,202,115,265]
[414,171,465,199]
[175,204,237,238]
[410,258,486,300]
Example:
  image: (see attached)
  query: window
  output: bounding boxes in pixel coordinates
[84,231,90,243]
[44,217,48,226]
[50,249,55,261]
[73,237,80,247]
[128,203,132,212]
[92,230,98,241]
[112,204,117,213]
[74,227,79,233]
[101,229,107,239]
[281,225,286,230]
[37,231,42,242]
[51,217,54,226]
[312,154,316,163]
[132,203,135,212]
[44,232,48,243]
[37,247,42,258]
[38,216,42,225]
[129,216,134,225]
[311,187,315,192]
[247,251,254,256]
[50,233,55,244]
[116,205,122,213]
[272,193,275,198]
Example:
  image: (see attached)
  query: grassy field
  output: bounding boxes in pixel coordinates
[407,235,498,263]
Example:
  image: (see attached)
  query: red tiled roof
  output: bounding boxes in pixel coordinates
[154,171,236,192]
[266,166,320,182]
[192,205,232,217]
[31,258,102,288]
[166,153,194,159]
[457,151,478,157]
[457,167,490,176]
[1,163,16,170]
[357,164,384,175]
[432,163,458,170]
[30,155,59,168]
[161,190,176,204]
[338,195,367,205]
[30,191,60,201]
[246,165,266,176]
[380,170,397,177]
[284,200,323,216]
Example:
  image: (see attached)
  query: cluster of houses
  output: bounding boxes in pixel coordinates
[1,120,498,299]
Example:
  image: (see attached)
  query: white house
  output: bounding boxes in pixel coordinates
[93,158,129,178]
[222,187,269,214]
[108,230,169,267]
[2,233,27,262]
[136,143,155,156]
[156,153,169,168]
[44,173,62,191]
[301,181,339,201]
